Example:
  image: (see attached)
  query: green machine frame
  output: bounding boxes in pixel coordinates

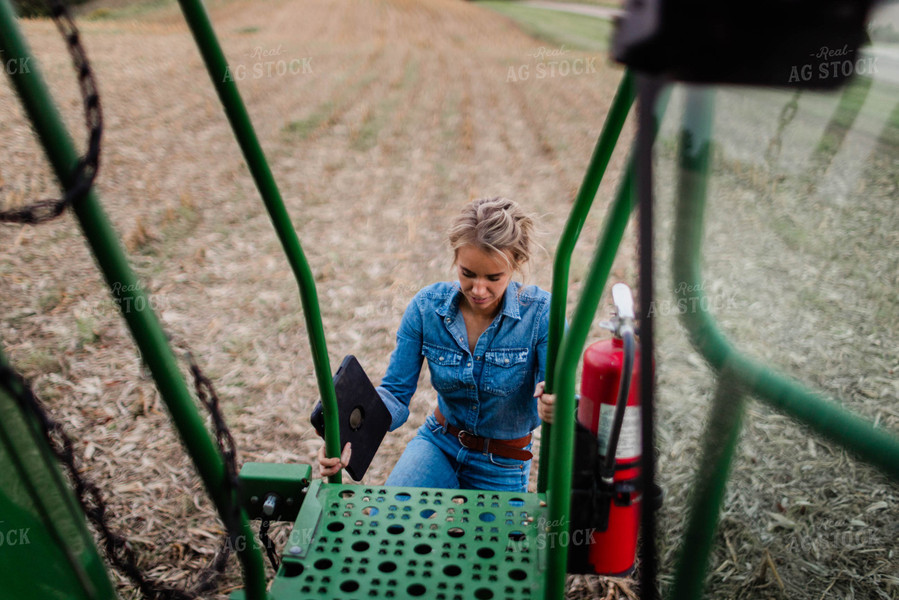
[2,1,898,599]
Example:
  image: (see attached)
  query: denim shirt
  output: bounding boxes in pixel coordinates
[376,281,551,439]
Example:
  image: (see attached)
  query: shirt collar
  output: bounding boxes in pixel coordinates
[436,281,522,321]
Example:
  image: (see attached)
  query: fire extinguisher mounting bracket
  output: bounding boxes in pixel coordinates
[600,320,641,339]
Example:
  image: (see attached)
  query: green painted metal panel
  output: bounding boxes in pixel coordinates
[269,484,549,600]
[238,462,312,521]
[0,352,117,600]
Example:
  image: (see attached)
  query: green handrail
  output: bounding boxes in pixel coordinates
[669,86,899,599]
[0,3,267,597]
[543,162,634,597]
[537,69,635,493]
[668,371,747,600]
[175,0,342,481]
[673,87,899,480]
[543,88,670,598]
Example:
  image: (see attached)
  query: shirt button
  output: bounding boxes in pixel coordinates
[504,358,510,364]
[439,356,444,361]
[475,356,481,361]
[445,318,451,323]
[467,362,472,367]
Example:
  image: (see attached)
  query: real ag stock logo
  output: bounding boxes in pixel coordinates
[223,45,313,82]
[788,44,878,84]
[506,45,599,83]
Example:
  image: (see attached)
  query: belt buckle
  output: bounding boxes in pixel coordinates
[457,429,472,447]
[458,430,490,454]
[458,429,487,453]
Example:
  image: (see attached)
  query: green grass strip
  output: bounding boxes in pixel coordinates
[477,1,612,53]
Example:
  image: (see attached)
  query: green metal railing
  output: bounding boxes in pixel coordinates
[537,68,635,493]
[542,84,670,595]
[543,156,637,597]
[7,2,897,599]
[174,0,342,482]
[667,87,899,600]
[0,2,268,597]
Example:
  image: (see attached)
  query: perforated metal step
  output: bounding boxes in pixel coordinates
[271,481,549,600]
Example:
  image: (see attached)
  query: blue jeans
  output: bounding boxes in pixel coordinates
[385,414,531,492]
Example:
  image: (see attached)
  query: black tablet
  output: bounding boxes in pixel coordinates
[311,355,391,481]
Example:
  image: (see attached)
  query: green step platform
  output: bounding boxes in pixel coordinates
[271,481,549,600]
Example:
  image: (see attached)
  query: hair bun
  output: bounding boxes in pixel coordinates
[448,197,535,272]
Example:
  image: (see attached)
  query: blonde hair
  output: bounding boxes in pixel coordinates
[448,197,535,273]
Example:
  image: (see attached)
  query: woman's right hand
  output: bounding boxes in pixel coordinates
[534,381,556,424]
[318,442,352,478]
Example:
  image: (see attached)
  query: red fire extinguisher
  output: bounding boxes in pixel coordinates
[577,283,643,577]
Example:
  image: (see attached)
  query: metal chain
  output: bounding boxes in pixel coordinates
[763,90,801,170]
[258,519,280,571]
[187,343,281,574]
[0,357,239,599]
[184,349,242,596]
[0,0,102,225]
[186,352,243,539]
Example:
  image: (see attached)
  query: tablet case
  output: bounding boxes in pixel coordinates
[310,355,391,481]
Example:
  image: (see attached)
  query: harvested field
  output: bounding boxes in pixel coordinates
[1,1,896,599]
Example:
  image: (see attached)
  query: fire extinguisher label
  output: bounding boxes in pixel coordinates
[598,404,642,459]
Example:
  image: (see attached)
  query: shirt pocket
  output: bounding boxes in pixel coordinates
[482,348,530,396]
[422,343,463,394]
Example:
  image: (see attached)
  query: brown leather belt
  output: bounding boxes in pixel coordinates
[434,407,533,461]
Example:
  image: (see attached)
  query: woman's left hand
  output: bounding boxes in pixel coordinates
[534,381,556,424]
[318,442,352,478]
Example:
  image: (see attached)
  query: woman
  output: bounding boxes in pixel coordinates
[319,197,557,492]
